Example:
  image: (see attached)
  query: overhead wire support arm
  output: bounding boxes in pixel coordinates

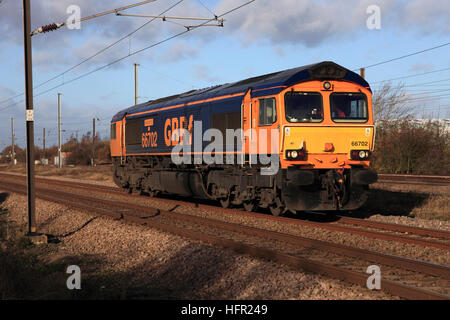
[116,12,225,30]
[18,0,255,100]
[185,23,224,31]
[30,0,157,36]
[115,12,225,24]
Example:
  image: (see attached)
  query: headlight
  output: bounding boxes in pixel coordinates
[323,81,332,90]
[351,150,370,160]
[286,149,306,160]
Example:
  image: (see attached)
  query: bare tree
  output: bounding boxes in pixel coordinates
[372,82,412,123]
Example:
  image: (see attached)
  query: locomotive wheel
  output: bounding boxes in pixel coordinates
[113,174,123,188]
[243,200,256,212]
[269,197,284,216]
[149,190,159,198]
[220,196,231,208]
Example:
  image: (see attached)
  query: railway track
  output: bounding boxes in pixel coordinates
[0,175,449,299]
[1,172,449,250]
[377,174,450,186]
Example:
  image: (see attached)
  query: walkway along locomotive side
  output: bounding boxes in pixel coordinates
[110,61,378,215]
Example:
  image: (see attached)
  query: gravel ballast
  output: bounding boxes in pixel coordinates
[0,189,395,300]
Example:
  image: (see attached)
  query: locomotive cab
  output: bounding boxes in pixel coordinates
[277,79,377,211]
[240,63,377,211]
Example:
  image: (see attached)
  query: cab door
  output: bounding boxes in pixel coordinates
[241,89,253,162]
[120,117,126,159]
[254,96,279,156]
[110,117,126,160]
[242,92,280,162]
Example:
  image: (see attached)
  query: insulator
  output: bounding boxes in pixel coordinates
[41,23,58,33]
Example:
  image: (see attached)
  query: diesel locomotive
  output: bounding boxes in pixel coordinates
[110,61,377,215]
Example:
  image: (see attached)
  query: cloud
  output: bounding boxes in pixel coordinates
[214,0,450,47]
[399,0,450,35]
[3,0,450,61]
[159,40,198,63]
[70,37,132,71]
[273,48,286,57]
[0,0,209,72]
[409,62,434,73]
[193,64,221,83]
[0,86,24,118]
[0,85,17,101]
[33,50,71,73]
[214,0,394,47]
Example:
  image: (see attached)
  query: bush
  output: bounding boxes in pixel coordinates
[64,133,111,165]
[372,120,450,175]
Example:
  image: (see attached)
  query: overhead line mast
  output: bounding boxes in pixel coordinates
[22,0,37,236]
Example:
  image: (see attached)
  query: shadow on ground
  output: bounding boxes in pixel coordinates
[142,186,433,221]
[1,239,310,300]
[0,192,10,205]
[355,188,429,218]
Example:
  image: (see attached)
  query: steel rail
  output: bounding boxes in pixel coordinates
[377,174,450,185]
[334,215,450,240]
[377,180,450,187]
[1,182,448,300]
[5,179,449,279]
[1,172,449,244]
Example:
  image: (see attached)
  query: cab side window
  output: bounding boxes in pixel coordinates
[259,97,277,126]
[111,123,117,140]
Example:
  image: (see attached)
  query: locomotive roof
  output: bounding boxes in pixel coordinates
[112,61,371,122]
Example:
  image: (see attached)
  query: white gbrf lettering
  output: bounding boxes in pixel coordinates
[66,5,81,30]
[170,125,280,176]
[366,5,381,30]
[66,265,81,290]
[366,265,381,290]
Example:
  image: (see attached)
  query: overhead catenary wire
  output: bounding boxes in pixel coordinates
[406,89,450,95]
[370,67,450,85]
[372,78,450,89]
[1,2,447,110]
[355,42,450,71]
[0,0,185,108]
[386,88,450,99]
[0,2,255,142]
[400,93,450,104]
[139,64,196,89]
[2,0,256,105]
[196,0,217,17]
[115,13,225,23]
[415,104,450,111]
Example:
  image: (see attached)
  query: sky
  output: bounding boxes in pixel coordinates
[0,0,449,149]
